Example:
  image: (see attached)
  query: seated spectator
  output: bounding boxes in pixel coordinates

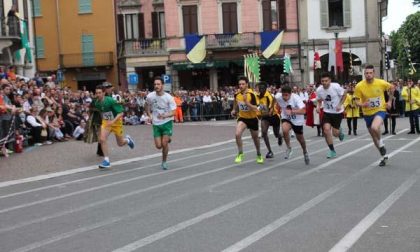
[124,110,140,125]
[46,107,65,141]
[26,107,44,146]
[36,109,53,145]
[73,120,86,140]
[140,112,151,125]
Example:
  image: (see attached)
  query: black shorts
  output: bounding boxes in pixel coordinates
[238,117,259,131]
[322,112,343,129]
[261,115,280,127]
[281,119,303,135]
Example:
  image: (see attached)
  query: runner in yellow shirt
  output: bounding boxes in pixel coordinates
[231,76,264,164]
[354,65,394,166]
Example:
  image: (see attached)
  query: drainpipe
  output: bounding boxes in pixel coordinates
[364,0,369,65]
[31,0,39,73]
[55,0,62,70]
[296,0,302,85]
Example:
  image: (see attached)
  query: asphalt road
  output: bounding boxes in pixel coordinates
[0,118,419,252]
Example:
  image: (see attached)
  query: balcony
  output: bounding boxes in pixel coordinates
[0,18,21,52]
[119,38,167,58]
[60,52,113,69]
[206,33,256,49]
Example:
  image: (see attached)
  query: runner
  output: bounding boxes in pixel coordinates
[145,76,177,170]
[354,65,394,166]
[316,72,346,158]
[257,81,282,159]
[93,85,135,169]
[274,85,310,165]
[231,76,264,164]
[96,82,114,157]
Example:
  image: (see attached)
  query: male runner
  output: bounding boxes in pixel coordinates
[145,76,177,170]
[231,76,264,164]
[96,82,114,156]
[257,81,282,158]
[316,72,346,158]
[274,85,310,165]
[354,65,394,166]
[93,85,135,168]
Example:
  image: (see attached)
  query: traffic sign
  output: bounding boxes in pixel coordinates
[163,74,171,84]
[128,73,139,85]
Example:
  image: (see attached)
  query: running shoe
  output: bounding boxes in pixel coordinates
[278,136,283,146]
[256,155,264,164]
[338,128,345,141]
[235,153,244,163]
[99,160,111,169]
[265,151,274,159]
[304,152,310,165]
[379,146,387,156]
[161,162,168,170]
[126,135,135,149]
[284,147,293,159]
[326,150,337,159]
[379,156,388,167]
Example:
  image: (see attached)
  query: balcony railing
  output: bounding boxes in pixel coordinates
[60,52,113,69]
[119,38,167,57]
[0,17,20,38]
[206,33,256,49]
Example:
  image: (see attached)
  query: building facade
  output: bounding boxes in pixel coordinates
[117,0,301,91]
[0,0,36,77]
[299,0,388,85]
[33,0,117,91]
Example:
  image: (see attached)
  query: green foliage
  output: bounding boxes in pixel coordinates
[414,0,420,6]
[390,11,420,79]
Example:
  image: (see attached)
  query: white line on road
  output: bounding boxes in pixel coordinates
[221,134,419,252]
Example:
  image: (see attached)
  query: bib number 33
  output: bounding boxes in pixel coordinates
[368,97,381,108]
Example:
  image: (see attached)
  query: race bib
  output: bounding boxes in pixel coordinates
[102,111,114,120]
[238,102,249,111]
[286,114,297,120]
[259,104,269,113]
[324,101,334,110]
[368,97,381,108]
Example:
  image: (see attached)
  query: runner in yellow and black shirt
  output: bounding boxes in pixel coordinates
[231,76,264,164]
[257,81,282,159]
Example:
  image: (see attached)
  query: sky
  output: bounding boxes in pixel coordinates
[382,0,420,34]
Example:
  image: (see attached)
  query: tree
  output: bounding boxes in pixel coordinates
[389,12,420,79]
[414,0,420,6]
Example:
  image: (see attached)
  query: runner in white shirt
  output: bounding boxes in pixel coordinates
[145,76,177,170]
[274,85,310,165]
[316,72,347,159]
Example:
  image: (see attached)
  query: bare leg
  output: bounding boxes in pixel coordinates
[235,121,247,154]
[250,129,261,156]
[261,120,271,152]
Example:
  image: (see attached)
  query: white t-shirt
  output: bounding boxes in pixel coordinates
[316,82,345,114]
[146,92,177,125]
[275,93,306,126]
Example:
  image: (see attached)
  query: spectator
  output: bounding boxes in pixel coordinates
[73,120,86,140]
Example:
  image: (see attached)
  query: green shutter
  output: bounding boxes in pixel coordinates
[35,36,44,58]
[343,0,351,27]
[79,0,92,14]
[320,0,328,28]
[33,0,41,17]
[82,34,95,66]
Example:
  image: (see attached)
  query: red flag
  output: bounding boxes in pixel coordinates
[335,40,343,73]
[314,52,321,69]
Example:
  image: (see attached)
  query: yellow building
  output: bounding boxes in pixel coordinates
[33,0,117,91]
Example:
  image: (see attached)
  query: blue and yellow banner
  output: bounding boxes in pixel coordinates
[260,30,284,59]
[185,34,206,63]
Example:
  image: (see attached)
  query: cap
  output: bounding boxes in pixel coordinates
[102,82,113,88]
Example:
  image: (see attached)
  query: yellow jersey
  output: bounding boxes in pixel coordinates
[343,93,360,118]
[354,78,391,116]
[401,86,420,111]
[257,91,279,117]
[234,89,259,119]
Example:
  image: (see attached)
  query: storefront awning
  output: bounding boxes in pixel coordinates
[172,57,283,71]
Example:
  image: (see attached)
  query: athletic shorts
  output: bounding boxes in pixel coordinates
[281,119,303,135]
[101,119,124,137]
[261,115,280,127]
[237,117,259,131]
[153,120,173,138]
[322,112,343,129]
[364,111,387,128]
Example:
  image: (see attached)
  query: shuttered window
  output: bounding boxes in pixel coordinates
[222,3,237,33]
[35,36,45,58]
[82,34,95,66]
[125,13,145,39]
[320,0,351,29]
[152,12,166,38]
[79,0,92,14]
[117,14,124,41]
[33,0,41,17]
[278,0,286,30]
[182,5,198,35]
[262,0,271,31]
[343,0,351,27]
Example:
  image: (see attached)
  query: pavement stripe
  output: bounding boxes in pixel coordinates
[221,133,418,252]
[0,137,248,189]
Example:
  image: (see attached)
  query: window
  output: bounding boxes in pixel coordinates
[320,0,351,28]
[117,14,125,41]
[79,0,92,14]
[262,0,286,31]
[152,12,166,38]
[222,3,237,33]
[23,0,29,21]
[33,0,41,17]
[81,34,94,66]
[125,13,145,39]
[35,36,45,58]
[182,5,198,35]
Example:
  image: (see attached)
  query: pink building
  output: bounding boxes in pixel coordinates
[116,0,300,90]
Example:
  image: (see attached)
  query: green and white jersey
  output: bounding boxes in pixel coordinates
[93,96,124,120]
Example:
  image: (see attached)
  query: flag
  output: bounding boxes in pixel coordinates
[14,20,32,63]
[328,39,343,74]
[244,53,260,83]
[283,53,293,74]
[349,51,353,76]
[185,34,206,63]
[260,30,284,59]
[314,51,321,69]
